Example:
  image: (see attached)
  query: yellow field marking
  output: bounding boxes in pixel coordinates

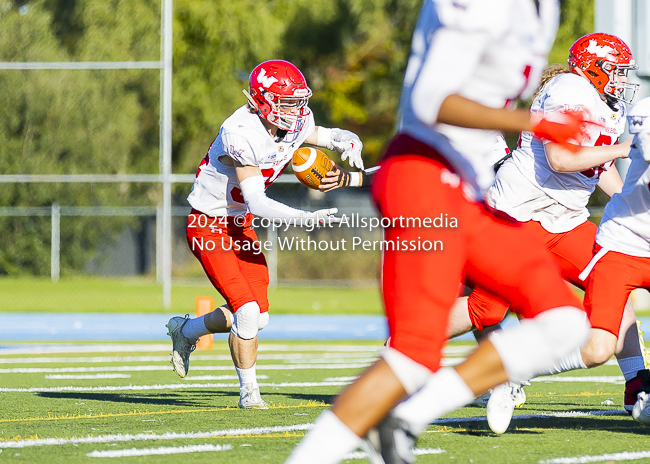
[0,401,328,424]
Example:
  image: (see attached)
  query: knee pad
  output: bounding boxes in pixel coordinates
[382,347,432,395]
[258,311,269,331]
[231,301,261,340]
[489,306,590,383]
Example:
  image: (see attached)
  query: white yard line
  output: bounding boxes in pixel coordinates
[345,448,444,460]
[0,343,381,356]
[0,424,314,448]
[532,376,625,385]
[182,375,268,381]
[0,380,354,393]
[0,363,371,374]
[45,374,132,380]
[0,352,380,364]
[540,450,650,463]
[87,444,232,458]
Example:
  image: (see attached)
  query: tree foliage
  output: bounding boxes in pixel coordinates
[0,0,596,275]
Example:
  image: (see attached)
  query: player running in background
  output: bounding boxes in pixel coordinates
[166,60,365,409]
[444,33,648,433]
[579,96,650,425]
[284,1,593,463]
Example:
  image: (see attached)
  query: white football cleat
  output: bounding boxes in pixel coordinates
[513,381,528,408]
[632,391,650,425]
[239,384,269,409]
[166,315,196,378]
[486,381,519,434]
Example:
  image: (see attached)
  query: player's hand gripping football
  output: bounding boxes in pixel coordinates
[331,129,364,170]
[319,164,351,192]
[530,110,593,153]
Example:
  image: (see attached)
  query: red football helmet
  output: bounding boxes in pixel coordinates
[244,60,312,133]
[568,33,639,104]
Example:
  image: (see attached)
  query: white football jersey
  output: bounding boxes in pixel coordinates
[597,137,650,257]
[488,73,626,233]
[398,0,559,197]
[187,106,315,217]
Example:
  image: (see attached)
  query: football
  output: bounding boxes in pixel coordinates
[292,147,334,189]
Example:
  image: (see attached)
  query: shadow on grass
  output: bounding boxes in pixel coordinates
[433,411,650,436]
[270,392,336,404]
[35,389,239,407]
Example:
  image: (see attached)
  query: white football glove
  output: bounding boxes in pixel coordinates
[638,132,650,163]
[311,207,341,225]
[331,129,364,170]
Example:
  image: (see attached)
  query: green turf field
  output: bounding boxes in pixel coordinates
[0,277,383,314]
[1,340,649,463]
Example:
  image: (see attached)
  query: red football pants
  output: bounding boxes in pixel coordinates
[371,134,582,371]
[585,249,650,336]
[468,220,596,330]
[186,210,269,314]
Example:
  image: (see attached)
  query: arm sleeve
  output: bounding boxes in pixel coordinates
[240,175,313,220]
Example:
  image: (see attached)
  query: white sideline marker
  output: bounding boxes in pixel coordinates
[87,444,232,458]
[540,450,650,463]
[0,424,313,449]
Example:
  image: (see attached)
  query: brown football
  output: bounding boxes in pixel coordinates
[292,147,334,189]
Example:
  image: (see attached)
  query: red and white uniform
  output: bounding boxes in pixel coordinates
[468,74,626,330]
[186,106,314,314]
[372,0,581,372]
[488,73,626,233]
[188,105,315,218]
[585,133,650,335]
[398,0,557,196]
[597,142,650,257]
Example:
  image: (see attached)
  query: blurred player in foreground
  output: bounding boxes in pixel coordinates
[285,1,593,462]
[579,97,650,425]
[166,59,365,409]
[445,33,649,433]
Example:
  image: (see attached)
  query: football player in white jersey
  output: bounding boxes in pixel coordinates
[582,96,650,425]
[284,1,594,463]
[441,33,648,434]
[165,60,366,409]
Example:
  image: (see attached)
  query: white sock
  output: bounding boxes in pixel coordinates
[181,315,210,341]
[538,347,587,376]
[618,356,647,382]
[284,410,363,464]
[236,364,258,388]
[393,367,475,434]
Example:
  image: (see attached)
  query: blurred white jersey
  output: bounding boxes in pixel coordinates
[597,136,650,257]
[398,0,559,198]
[187,106,315,217]
[487,73,626,233]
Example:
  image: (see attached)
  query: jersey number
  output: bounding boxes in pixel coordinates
[230,168,283,204]
[580,134,614,179]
